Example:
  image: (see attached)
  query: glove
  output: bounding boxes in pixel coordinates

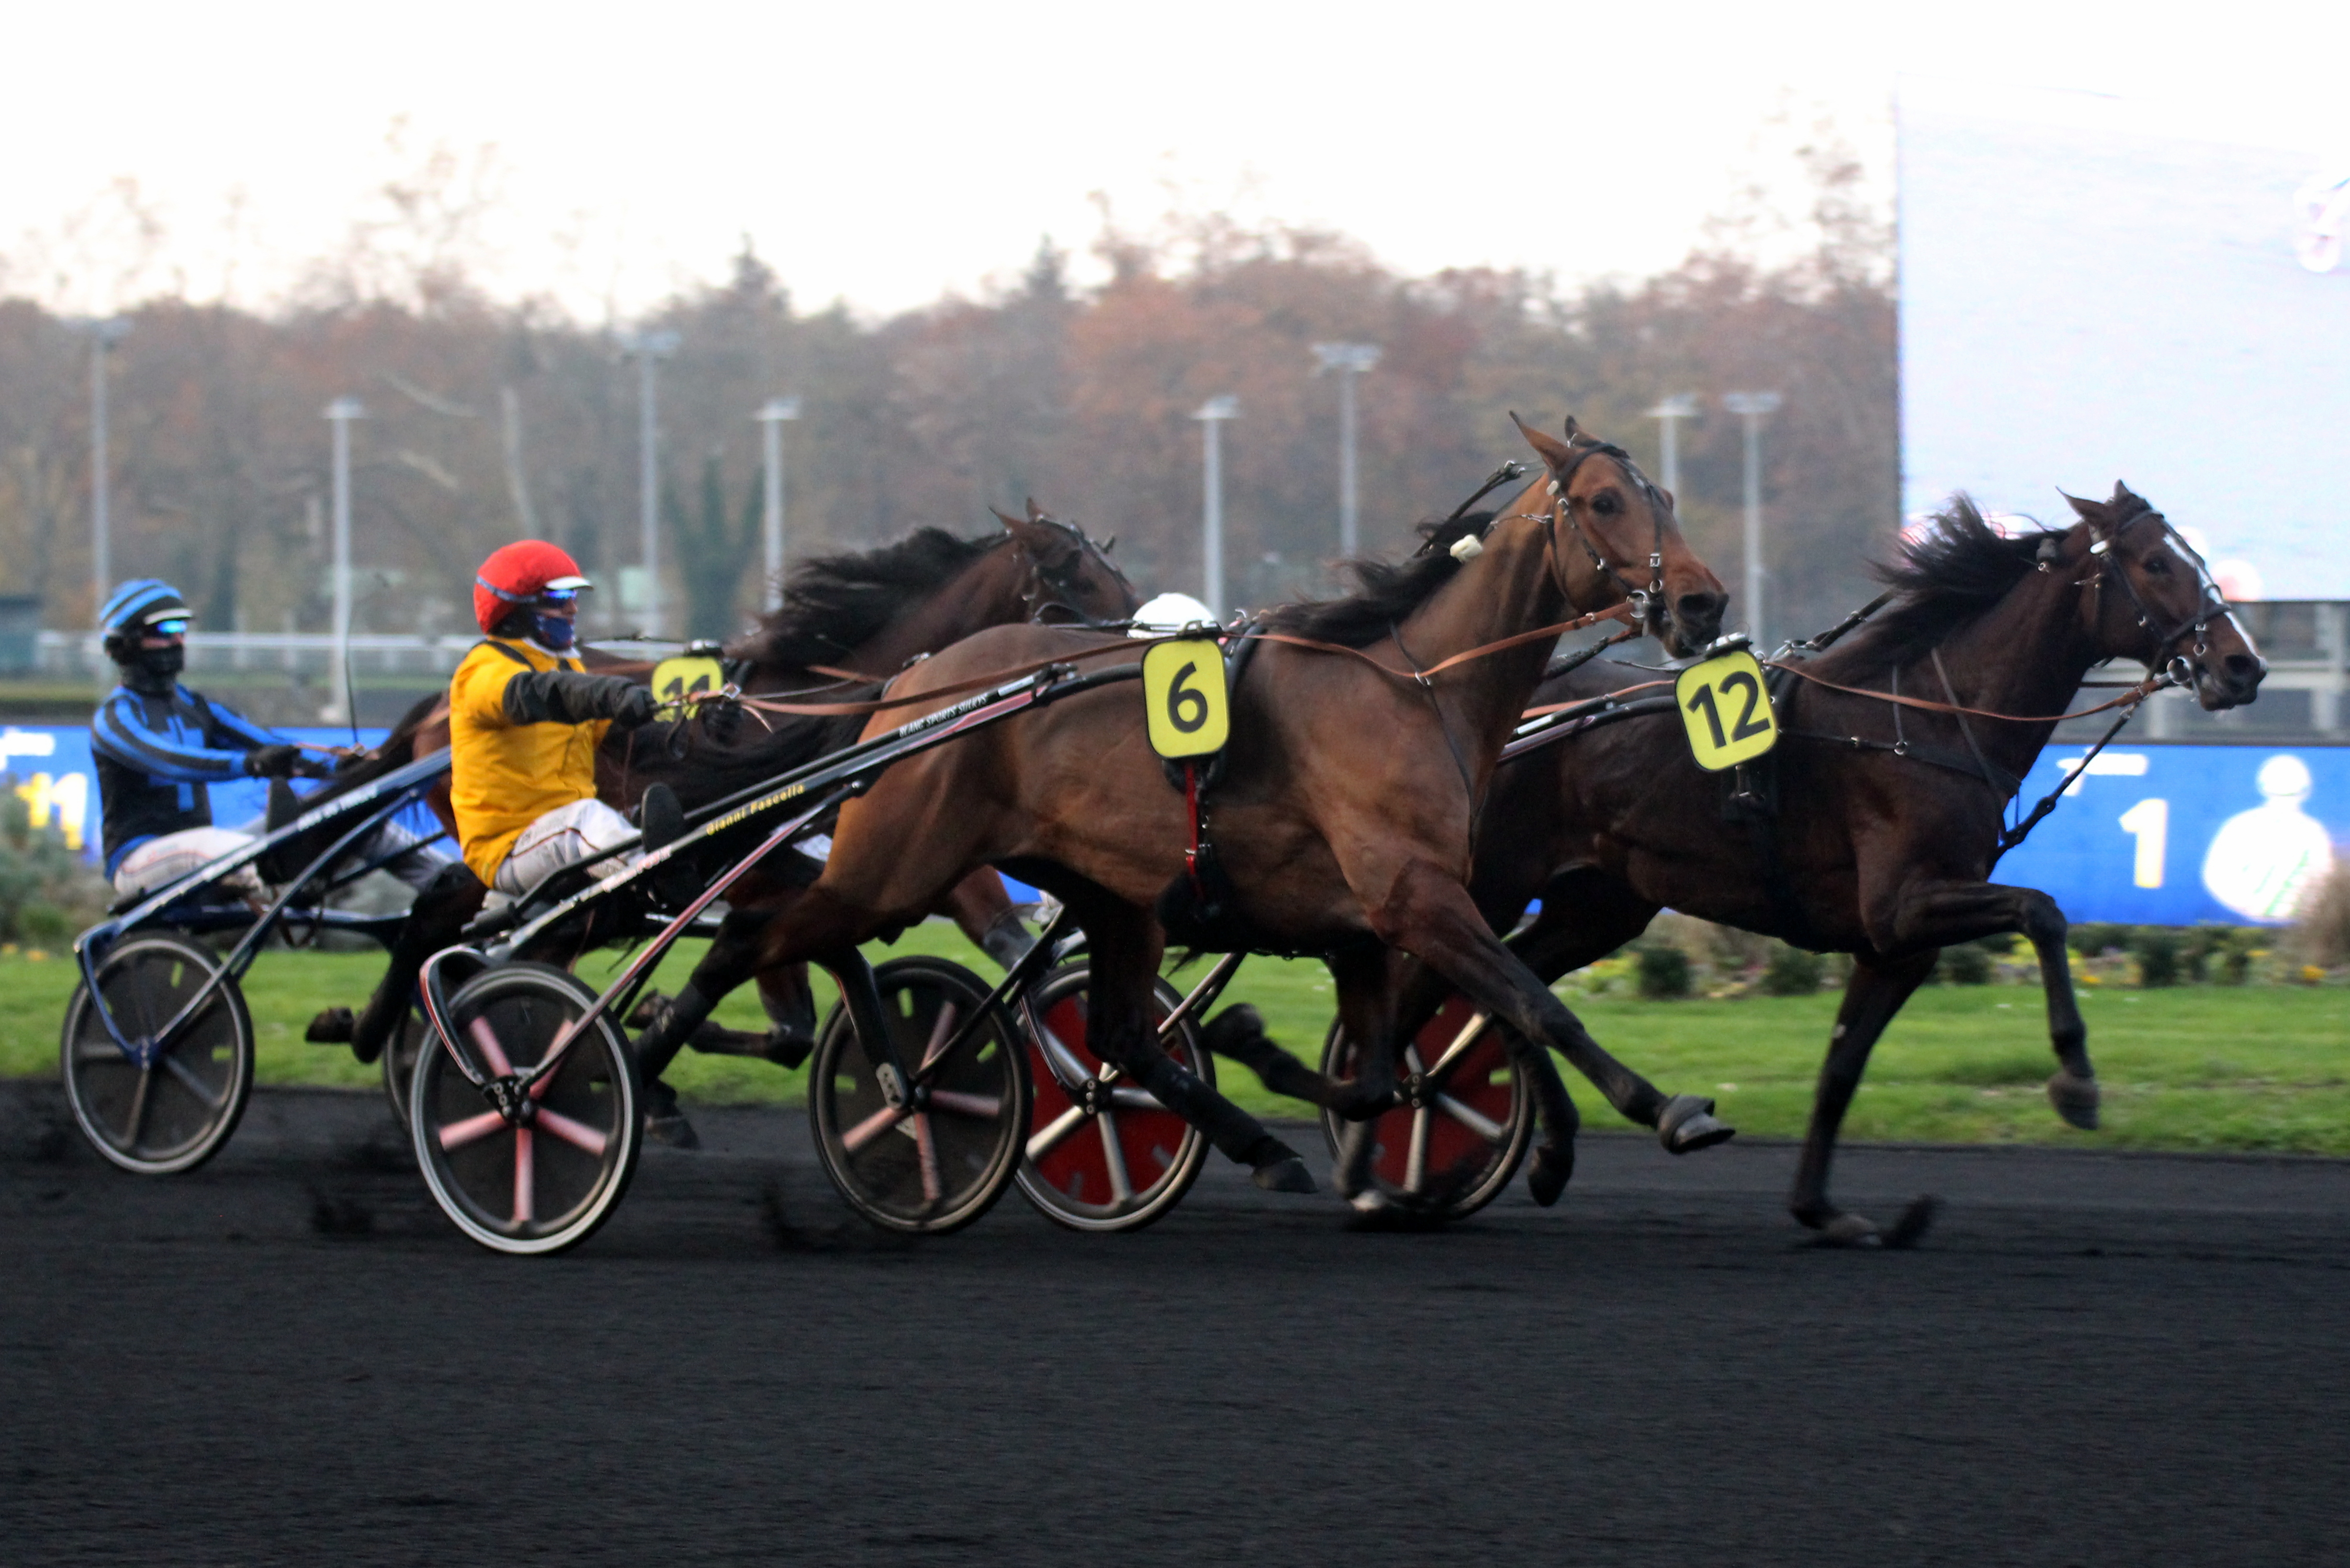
[242,744,304,778]
[614,684,659,730]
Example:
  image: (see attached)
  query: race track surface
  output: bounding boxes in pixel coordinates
[4,1081,2346,1567]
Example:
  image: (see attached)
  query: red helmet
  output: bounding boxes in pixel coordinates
[473,540,591,634]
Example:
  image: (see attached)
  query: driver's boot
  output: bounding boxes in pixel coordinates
[328,862,486,1065]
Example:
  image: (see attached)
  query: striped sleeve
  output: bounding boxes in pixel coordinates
[89,693,255,782]
[199,695,287,752]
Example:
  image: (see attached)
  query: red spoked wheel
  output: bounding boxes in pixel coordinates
[410,963,641,1256]
[1318,992,1533,1220]
[1013,964,1211,1233]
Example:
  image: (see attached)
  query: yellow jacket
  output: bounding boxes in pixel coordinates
[448,639,611,884]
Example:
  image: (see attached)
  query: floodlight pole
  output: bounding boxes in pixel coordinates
[1194,396,1238,620]
[1722,391,1782,648]
[754,396,802,611]
[1311,342,1381,556]
[85,316,130,627]
[324,396,366,724]
[622,329,681,635]
[1645,393,1699,500]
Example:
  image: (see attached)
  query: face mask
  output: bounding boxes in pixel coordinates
[531,610,577,652]
[134,642,185,682]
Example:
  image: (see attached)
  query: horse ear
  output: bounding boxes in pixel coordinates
[1025,498,1048,524]
[2109,480,2144,510]
[991,507,1023,532]
[1562,415,1583,445]
[1510,411,1576,473]
[2061,490,2104,522]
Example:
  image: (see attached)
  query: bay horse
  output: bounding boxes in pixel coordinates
[1405,486,2263,1243]
[639,417,1736,1206]
[309,507,1138,1067]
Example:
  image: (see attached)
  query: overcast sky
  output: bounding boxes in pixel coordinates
[5,0,2345,320]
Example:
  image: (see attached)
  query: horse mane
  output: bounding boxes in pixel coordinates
[1258,512,1493,647]
[1817,495,2069,678]
[726,528,1004,668]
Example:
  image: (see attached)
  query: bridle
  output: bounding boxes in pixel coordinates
[1490,440,1671,638]
[2072,505,2239,691]
[1015,516,1137,627]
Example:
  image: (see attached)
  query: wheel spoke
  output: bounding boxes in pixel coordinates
[512,1125,534,1227]
[912,1112,943,1205]
[842,1102,910,1154]
[926,1089,1002,1119]
[437,1109,507,1152]
[1025,1104,1086,1162]
[1405,1106,1431,1194]
[1096,1112,1135,1205]
[1422,1011,1494,1085]
[533,1106,608,1156]
[466,1015,515,1077]
[915,1001,960,1073]
[121,1064,156,1149]
[1106,1085,1164,1111]
[1032,1017,1093,1092]
[1434,1091,1505,1142]
[158,1051,227,1111]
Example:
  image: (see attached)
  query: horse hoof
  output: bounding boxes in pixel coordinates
[1812,1212,1882,1248]
[1884,1195,1942,1250]
[1658,1095,1735,1155]
[1349,1188,1389,1215]
[2046,1071,2101,1131]
[1252,1154,1318,1195]
[1526,1142,1573,1207]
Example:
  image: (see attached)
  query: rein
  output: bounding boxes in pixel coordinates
[1760,659,2175,726]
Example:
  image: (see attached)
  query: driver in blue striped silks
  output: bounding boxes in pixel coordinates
[89,579,447,900]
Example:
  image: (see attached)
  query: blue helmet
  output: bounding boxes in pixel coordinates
[99,579,190,637]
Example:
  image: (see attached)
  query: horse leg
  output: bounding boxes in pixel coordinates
[934,867,1035,970]
[1474,883,1661,1204]
[1789,951,1938,1247]
[1887,878,2097,1129]
[1363,860,1731,1155]
[1198,1004,1343,1108]
[628,907,776,1143]
[1066,886,1316,1194]
[1326,939,1406,1205]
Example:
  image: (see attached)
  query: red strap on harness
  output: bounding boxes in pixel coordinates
[1183,761,1205,896]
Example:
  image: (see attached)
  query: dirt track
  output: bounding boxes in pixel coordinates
[4,1080,2346,1567]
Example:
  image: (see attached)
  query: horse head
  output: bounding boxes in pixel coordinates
[2061,483,2264,711]
[990,499,1142,627]
[1513,415,1726,657]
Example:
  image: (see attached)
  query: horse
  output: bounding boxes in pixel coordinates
[1372,484,2262,1244]
[634,415,1736,1208]
[311,506,1139,1068]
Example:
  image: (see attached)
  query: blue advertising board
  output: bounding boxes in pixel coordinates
[1998,744,2345,926]
[0,724,396,864]
[7,717,2338,929]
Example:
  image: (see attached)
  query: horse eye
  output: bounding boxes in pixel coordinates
[1592,493,1621,515]
[2144,555,2170,575]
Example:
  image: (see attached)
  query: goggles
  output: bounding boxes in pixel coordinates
[146,618,190,638]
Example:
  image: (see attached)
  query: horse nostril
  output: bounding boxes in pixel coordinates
[1676,592,1724,628]
[2225,653,2263,684]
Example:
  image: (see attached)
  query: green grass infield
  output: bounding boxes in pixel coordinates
[6,923,2345,1154]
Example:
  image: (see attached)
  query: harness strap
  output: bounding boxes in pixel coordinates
[1763,659,2169,724]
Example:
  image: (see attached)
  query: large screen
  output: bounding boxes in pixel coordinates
[1899,78,2350,599]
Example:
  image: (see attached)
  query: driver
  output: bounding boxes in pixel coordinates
[90,579,321,897]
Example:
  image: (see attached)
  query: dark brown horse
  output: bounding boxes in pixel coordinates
[1412,486,2263,1243]
[640,417,1736,1206]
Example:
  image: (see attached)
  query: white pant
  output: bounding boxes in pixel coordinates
[113,828,264,899]
[493,798,639,896]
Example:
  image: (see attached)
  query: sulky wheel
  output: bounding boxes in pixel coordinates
[1318,992,1534,1220]
[809,956,1029,1235]
[381,1008,425,1129]
[410,962,640,1256]
[1014,963,1212,1233]
[59,932,255,1175]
